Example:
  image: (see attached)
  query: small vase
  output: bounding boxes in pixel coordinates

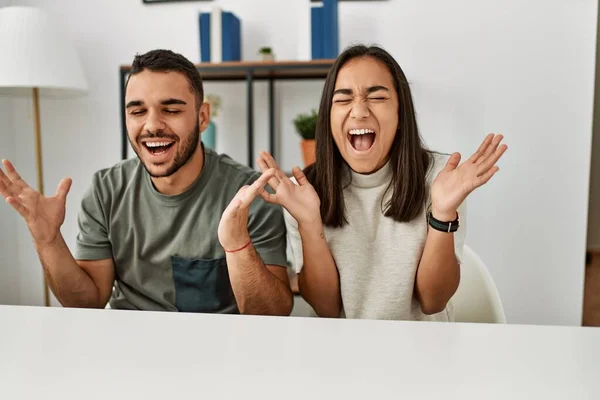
[202,120,216,150]
[301,139,316,167]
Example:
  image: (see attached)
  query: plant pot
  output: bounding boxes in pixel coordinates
[301,139,316,167]
[260,53,274,61]
[202,120,216,150]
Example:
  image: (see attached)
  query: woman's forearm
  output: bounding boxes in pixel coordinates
[415,228,460,315]
[297,221,341,317]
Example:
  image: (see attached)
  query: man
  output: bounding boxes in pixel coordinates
[0,49,293,315]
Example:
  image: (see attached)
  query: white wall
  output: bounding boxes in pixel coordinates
[0,0,19,306]
[3,0,596,326]
[0,97,20,305]
[588,4,600,253]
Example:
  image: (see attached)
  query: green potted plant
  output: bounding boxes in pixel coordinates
[293,109,318,166]
[202,93,221,150]
[258,46,274,61]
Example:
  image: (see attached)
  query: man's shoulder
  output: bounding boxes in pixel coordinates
[205,148,260,185]
[90,157,142,193]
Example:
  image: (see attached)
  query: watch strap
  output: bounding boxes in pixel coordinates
[428,211,459,233]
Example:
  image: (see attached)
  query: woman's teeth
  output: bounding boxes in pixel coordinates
[349,129,375,135]
[348,129,376,151]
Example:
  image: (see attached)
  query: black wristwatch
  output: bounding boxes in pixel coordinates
[428,211,459,233]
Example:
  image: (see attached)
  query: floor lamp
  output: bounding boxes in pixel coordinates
[0,6,88,307]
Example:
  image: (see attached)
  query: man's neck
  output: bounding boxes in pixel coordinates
[150,146,205,196]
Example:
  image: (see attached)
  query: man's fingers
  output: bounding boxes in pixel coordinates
[5,196,29,219]
[55,178,72,199]
[1,159,29,188]
[223,196,243,219]
[0,165,12,188]
[238,169,276,208]
[255,168,276,188]
[0,177,12,200]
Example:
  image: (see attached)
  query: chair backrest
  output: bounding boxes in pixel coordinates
[452,245,506,323]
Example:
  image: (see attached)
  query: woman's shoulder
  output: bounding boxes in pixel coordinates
[426,151,451,184]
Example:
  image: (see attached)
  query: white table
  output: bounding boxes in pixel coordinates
[1,305,599,399]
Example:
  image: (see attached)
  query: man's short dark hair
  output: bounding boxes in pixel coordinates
[127,49,204,108]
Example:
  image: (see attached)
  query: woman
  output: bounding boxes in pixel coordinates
[256,44,506,321]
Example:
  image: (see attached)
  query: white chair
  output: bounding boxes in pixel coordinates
[451,245,506,323]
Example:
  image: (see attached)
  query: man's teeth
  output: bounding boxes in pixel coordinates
[349,129,375,135]
[145,142,172,148]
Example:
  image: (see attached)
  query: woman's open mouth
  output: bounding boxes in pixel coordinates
[348,128,376,152]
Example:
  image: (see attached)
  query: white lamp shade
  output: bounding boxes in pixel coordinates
[0,6,88,97]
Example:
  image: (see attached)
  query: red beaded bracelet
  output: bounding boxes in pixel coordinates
[224,239,253,253]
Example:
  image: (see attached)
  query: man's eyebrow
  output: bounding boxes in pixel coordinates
[126,100,143,108]
[161,98,187,106]
[125,98,187,108]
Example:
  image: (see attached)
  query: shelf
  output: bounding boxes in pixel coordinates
[120,59,336,81]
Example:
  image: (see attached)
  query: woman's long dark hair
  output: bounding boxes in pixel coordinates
[305,44,431,228]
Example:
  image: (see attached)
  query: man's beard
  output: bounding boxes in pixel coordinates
[130,121,201,178]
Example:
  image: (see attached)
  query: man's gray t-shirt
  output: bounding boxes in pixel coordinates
[74,147,288,313]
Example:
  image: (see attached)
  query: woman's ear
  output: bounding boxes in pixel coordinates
[199,101,211,132]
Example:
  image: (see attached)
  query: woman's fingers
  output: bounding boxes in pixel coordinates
[259,151,281,170]
[475,134,504,166]
[467,133,494,164]
[257,156,280,190]
[476,143,507,176]
[292,166,309,186]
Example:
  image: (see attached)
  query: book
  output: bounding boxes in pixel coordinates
[311,6,324,59]
[222,11,241,62]
[323,0,339,58]
[310,0,338,60]
[199,8,241,63]
[199,12,211,62]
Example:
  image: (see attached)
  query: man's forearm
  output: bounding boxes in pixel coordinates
[297,221,341,318]
[36,234,101,308]
[226,244,293,316]
[415,228,460,315]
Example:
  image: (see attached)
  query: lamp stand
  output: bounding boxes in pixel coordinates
[32,87,51,307]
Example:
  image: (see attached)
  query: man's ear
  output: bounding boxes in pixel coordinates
[199,101,211,132]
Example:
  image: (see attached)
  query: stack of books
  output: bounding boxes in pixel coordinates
[199,7,242,63]
[311,0,339,60]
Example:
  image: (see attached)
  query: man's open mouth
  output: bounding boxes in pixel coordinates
[142,141,175,155]
[348,129,376,151]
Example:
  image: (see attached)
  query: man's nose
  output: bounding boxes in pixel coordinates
[144,109,166,133]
